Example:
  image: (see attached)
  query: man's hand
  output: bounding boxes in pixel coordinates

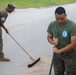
[5,28,9,34]
[53,38,59,45]
[53,47,61,54]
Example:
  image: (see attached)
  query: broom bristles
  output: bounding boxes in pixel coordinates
[28,57,40,68]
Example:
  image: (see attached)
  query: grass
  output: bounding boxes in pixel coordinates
[51,0,75,5]
[0,0,75,8]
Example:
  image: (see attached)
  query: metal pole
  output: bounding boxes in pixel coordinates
[49,54,54,75]
[9,33,34,60]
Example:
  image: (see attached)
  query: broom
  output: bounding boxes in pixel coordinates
[49,54,54,75]
[9,33,40,68]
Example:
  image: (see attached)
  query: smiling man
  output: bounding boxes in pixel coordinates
[0,3,16,62]
[47,7,76,75]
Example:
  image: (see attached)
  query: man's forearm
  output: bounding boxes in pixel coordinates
[59,43,76,53]
[48,38,55,45]
[0,22,6,30]
[0,23,9,34]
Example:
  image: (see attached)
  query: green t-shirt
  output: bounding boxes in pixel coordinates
[47,19,76,49]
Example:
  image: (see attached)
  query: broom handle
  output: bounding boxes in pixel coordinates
[49,54,54,75]
[9,33,34,60]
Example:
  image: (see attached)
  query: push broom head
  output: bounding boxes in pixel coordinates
[28,57,40,68]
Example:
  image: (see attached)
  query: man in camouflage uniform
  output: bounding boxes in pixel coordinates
[0,3,16,61]
[47,7,76,75]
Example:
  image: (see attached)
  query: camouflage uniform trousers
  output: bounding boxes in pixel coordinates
[53,49,76,75]
[0,27,4,57]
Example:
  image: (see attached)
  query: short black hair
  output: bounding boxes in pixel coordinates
[55,7,66,14]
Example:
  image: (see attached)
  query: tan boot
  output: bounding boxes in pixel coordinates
[0,56,10,62]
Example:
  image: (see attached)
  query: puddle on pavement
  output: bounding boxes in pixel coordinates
[20,56,52,75]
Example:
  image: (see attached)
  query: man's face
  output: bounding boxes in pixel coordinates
[55,13,67,25]
[7,7,14,13]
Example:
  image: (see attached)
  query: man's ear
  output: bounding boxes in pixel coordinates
[65,14,67,17]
